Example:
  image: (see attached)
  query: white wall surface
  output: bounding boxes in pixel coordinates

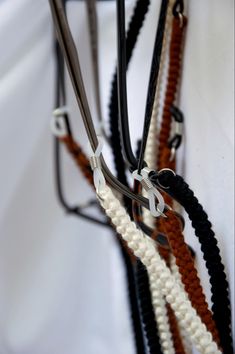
[0,1,233,353]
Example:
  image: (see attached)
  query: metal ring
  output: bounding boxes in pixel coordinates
[157,168,176,189]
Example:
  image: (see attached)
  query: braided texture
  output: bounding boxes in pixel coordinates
[98,184,221,354]
[59,135,148,352]
[157,246,186,354]
[117,238,147,354]
[136,260,164,354]
[109,0,150,187]
[146,11,188,352]
[133,191,173,352]
[153,171,233,353]
[154,12,221,348]
[144,0,174,171]
[157,16,186,171]
[161,211,220,345]
[166,304,186,354]
[149,275,174,353]
[60,135,93,185]
[170,256,193,354]
[141,4,180,351]
[143,0,174,226]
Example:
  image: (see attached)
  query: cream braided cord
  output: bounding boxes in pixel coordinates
[170,255,193,354]
[143,0,173,226]
[142,2,175,352]
[97,185,221,354]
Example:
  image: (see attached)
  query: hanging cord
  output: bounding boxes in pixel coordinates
[152,8,221,347]
[159,209,220,346]
[151,169,233,353]
[169,255,193,354]
[139,2,188,351]
[152,7,190,352]
[157,15,186,172]
[85,0,110,143]
[55,135,147,354]
[140,4,179,351]
[108,0,150,191]
[53,39,110,226]
[98,186,221,354]
[135,261,164,354]
[133,184,174,353]
[137,0,169,173]
[143,0,174,201]
[109,2,166,351]
[53,9,145,353]
[58,134,147,354]
[92,174,222,353]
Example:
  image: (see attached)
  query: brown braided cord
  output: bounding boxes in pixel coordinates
[156,16,221,348]
[153,15,188,353]
[161,211,220,345]
[157,16,187,171]
[60,135,93,186]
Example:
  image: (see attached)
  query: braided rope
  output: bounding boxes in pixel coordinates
[143,0,173,227]
[142,3,188,352]
[143,0,174,174]
[97,184,221,354]
[161,211,220,345]
[170,255,193,354]
[154,171,233,353]
[155,13,221,347]
[141,3,177,353]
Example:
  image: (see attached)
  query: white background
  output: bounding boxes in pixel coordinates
[0,1,234,353]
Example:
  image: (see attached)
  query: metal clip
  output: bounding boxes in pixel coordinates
[132,167,166,217]
[51,106,69,138]
[90,137,106,193]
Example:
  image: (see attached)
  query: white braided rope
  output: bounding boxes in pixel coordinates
[170,255,193,354]
[97,185,221,354]
[141,2,175,352]
[143,0,174,226]
[149,281,174,353]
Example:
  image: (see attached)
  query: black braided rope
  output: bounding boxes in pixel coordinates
[116,240,147,354]
[151,170,233,353]
[108,2,165,352]
[136,260,163,354]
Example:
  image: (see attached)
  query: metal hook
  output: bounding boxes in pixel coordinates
[172,0,184,17]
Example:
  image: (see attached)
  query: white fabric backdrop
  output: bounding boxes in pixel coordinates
[0,0,233,353]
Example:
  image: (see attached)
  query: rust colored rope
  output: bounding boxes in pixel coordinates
[153,15,188,353]
[157,16,187,171]
[59,135,93,186]
[160,211,220,345]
